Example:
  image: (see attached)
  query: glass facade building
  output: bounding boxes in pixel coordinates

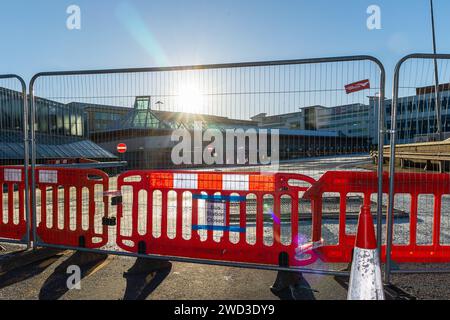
[0,87,116,163]
[35,97,84,137]
[252,103,373,139]
[370,87,450,144]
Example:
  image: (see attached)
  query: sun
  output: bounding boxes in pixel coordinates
[177,84,204,113]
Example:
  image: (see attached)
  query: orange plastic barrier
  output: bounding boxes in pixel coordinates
[387,172,450,263]
[6,166,450,267]
[303,171,389,263]
[304,171,450,264]
[34,168,110,248]
[0,167,28,242]
[117,170,319,267]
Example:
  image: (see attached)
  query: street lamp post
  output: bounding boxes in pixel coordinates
[155,101,164,111]
[430,0,442,139]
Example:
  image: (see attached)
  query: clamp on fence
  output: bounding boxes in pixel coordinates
[104,190,123,206]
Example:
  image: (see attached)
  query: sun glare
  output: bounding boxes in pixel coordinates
[177,84,204,113]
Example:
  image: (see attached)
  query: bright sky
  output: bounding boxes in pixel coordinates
[0,0,448,95]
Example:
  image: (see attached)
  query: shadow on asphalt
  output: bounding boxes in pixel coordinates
[0,255,62,290]
[39,251,109,300]
[270,272,317,300]
[123,258,172,300]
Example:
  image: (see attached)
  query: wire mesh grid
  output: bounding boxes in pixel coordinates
[390,57,450,249]
[0,76,29,245]
[28,58,385,267]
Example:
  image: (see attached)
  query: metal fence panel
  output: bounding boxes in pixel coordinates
[0,75,30,246]
[29,56,386,274]
[386,53,450,281]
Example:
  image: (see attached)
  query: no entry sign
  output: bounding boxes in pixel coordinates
[117,143,127,154]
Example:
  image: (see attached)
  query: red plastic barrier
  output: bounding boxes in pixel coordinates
[34,168,109,248]
[303,171,389,263]
[304,171,450,264]
[7,165,450,267]
[0,167,28,242]
[117,170,318,267]
[386,172,450,263]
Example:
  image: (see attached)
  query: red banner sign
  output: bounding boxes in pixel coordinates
[345,79,370,94]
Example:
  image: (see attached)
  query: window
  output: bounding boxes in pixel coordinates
[135,96,151,110]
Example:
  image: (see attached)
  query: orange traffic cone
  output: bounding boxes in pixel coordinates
[347,205,385,300]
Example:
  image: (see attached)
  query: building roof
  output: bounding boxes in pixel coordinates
[68,102,132,113]
[277,128,339,137]
[153,110,256,127]
[0,130,116,160]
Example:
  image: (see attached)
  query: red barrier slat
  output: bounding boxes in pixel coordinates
[223,191,231,244]
[256,194,263,246]
[19,184,24,226]
[41,186,47,230]
[176,192,183,241]
[8,185,13,226]
[76,187,82,232]
[192,196,200,241]
[338,195,346,244]
[273,195,281,246]
[239,196,246,245]
[433,194,442,248]
[161,191,168,241]
[146,188,153,239]
[63,187,70,232]
[88,186,95,235]
[410,194,418,246]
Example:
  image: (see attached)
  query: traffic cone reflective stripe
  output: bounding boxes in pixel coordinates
[347,205,385,300]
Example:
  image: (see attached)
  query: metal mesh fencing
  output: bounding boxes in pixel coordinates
[28,56,386,273]
[386,54,450,281]
[0,75,30,245]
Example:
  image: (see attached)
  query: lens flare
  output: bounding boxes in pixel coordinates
[115,2,169,66]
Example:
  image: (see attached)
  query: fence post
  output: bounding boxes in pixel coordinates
[29,76,37,249]
[376,61,386,261]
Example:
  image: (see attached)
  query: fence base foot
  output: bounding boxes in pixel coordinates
[0,248,65,275]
